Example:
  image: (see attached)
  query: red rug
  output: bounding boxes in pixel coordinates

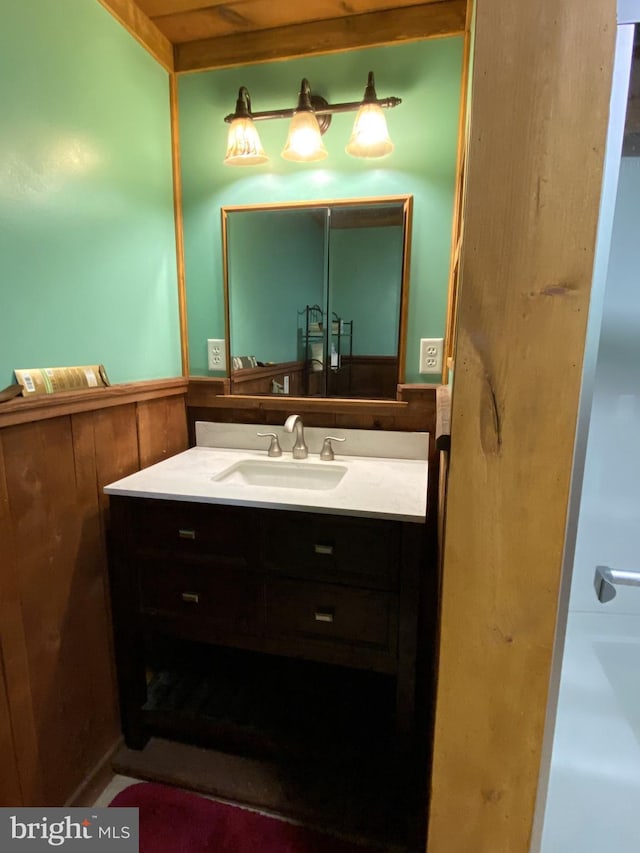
[110,782,382,852]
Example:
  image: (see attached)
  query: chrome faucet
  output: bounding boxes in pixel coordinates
[284,414,308,459]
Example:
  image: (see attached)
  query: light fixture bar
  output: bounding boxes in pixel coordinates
[223,72,401,165]
[224,96,401,124]
[224,71,402,123]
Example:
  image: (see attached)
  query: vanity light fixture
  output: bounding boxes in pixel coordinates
[281,79,328,163]
[223,71,401,166]
[223,87,269,166]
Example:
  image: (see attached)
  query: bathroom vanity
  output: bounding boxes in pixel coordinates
[105,422,429,754]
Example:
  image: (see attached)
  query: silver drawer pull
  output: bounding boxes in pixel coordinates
[181,592,200,604]
[314,609,334,623]
[594,565,640,603]
[178,528,196,540]
[314,544,333,556]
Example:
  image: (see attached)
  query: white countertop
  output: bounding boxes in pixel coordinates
[104,441,429,524]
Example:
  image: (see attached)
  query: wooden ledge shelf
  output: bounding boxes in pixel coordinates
[0,377,188,429]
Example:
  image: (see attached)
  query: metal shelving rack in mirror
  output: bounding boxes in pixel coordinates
[298,304,353,396]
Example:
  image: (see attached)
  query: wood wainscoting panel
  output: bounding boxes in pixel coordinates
[0,442,24,805]
[0,418,120,804]
[137,394,189,469]
[230,362,306,397]
[92,404,141,521]
[0,380,188,806]
[0,644,21,806]
[0,435,43,804]
[428,1,615,851]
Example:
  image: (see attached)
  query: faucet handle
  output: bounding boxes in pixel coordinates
[320,436,346,461]
[257,432,282,457]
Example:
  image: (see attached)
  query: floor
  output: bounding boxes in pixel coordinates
[93,773,141,807]
[93,766,415,852]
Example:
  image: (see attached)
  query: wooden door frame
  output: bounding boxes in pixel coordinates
[427,1,616,852]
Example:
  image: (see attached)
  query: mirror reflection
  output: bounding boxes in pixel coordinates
[222,196,411,399]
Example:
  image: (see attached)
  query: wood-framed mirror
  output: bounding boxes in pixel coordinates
[221,195,413,400]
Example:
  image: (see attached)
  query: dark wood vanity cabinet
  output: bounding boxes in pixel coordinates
[108,496,425,751]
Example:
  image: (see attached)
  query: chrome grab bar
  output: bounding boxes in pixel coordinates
[594,565,640,603]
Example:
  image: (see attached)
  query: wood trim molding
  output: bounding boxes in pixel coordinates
[169,74,190,375]
[188,389,408,415]
[0,378,188,429]
[174,0,466,73]
[186,379,439,442]
[185,377,446,415]
[442,0,473,383]
[427,1,616,851]
[398,196,414,383]
[97,0,174,71]
[65,737,124,807]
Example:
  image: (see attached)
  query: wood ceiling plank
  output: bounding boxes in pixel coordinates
[137,0,221,16]
[175,0,465,72]
[97,0,174,70]
[153,0,442,44]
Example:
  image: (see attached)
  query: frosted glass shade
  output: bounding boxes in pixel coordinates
[345,103,394,159]
[223,117,268,166]
[281,111,327,162]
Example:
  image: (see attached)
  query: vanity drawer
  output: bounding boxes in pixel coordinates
[265,578,393,650]
[261,511,399,590]
[138,559,262,636]
[131,499,257,564]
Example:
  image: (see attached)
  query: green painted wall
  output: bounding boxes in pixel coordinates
[178,38,463,382]
[227,209,324,363]
[329,226,404,356]
[0,0,181,387]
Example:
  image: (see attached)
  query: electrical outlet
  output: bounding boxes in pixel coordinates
[207,339,227,371]
[419,337,444,374]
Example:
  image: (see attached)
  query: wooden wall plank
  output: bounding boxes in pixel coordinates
[427,1,615,851]
[1,418,117,803]
[0,645,22,806]
[96,0,175,70]
[136,395,189,468]
[3,418,93,805]
[92,405,141,524]
[0,434,42,804]
[175,1,466,72]
[0,438,24,806]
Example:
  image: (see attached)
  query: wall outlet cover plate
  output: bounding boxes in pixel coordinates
[207,339,227,371]
[419,337,443,374]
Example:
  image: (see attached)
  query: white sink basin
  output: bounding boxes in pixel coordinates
[212,459,347,491]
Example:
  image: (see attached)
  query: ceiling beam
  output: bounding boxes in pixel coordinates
[174,0,465,73]
[97,0,175,71]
